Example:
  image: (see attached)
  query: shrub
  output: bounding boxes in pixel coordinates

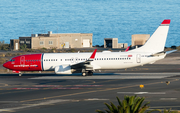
[5,53,12,57]
[96,95,150,113]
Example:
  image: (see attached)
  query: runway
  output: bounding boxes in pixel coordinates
[30,73,180,79]
[0,72,180,113]
[1,51,180,112]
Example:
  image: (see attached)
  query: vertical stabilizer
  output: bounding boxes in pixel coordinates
[129,19,171,53]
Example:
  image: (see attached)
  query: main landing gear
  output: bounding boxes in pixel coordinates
[82,70,93,76]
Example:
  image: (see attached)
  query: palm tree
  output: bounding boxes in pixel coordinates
[96,95,150,113]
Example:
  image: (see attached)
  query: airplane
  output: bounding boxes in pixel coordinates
[3,19,173,76]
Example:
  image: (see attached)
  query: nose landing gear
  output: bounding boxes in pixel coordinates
[19,72,22,76]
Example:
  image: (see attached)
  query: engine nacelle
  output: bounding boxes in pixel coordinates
[55,65,72,74]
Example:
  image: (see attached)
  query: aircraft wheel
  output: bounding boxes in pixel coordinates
[19,73,22,76]
[88,71,93,76]
[82,72,86,76]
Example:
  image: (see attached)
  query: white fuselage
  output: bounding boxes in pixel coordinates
[42,51,166,71]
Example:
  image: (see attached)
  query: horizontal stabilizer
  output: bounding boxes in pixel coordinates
[148,51,165,57]
[166,50,177,54]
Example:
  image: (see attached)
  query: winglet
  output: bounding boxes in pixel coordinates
[125,46,130,52]
[90,49,97,59]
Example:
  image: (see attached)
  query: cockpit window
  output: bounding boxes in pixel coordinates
[9,59,15,62]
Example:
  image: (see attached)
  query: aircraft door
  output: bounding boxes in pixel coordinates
[136,54,141,63]
[20,56,25,65]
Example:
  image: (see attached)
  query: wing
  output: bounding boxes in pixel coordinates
[70,49,97,70]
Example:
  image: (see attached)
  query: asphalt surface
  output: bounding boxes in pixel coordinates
[0,51,179,113]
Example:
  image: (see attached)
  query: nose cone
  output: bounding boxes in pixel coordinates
[3,62,9,69]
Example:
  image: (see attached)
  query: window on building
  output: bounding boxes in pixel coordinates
[26,41,30,44]
[49,41,53,45]
[20,41,24,43]
[40,41,44,45]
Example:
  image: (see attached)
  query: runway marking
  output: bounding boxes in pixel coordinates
[0,90,34,95]
[160,98,177,100]
[20,79,179,103]
[0,83,8,87]
[0,98,110,112]
[149,106,180,111]
[84,98,109,101]
[150,105,180,108]
[117,92,166,94]
[0,101,19,103]
[33,85,103,87]
[74,85,103,87]
[91,80,119,84]
[29,73,180,79]
[0,99,71,112]
[12,88,40,90]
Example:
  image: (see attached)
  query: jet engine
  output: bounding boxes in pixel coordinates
[55,65,72,74]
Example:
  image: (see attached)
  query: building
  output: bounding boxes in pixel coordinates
[15,31,93,50]
[104,38,128,49]
[131,34,150,46]
[10,39,19,50]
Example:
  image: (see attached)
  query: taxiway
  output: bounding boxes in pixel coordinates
[0,52,180,113]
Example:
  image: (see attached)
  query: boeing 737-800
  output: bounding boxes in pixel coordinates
[3,19,173,76]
